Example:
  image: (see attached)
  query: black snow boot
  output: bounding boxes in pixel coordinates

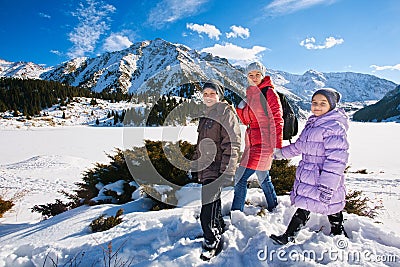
[270,208,310,245]
[270,233,292,245]
[328,211,348,237]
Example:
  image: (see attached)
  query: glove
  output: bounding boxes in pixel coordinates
[318,184,334,204]
[273,148,285,160]
[219,173,235,187]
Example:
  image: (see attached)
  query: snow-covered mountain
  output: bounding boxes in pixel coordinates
[353,85,400,122]
[40,38,245,96]
[0,38,398,105]
[0,59,50,79]
[267,69,397,103]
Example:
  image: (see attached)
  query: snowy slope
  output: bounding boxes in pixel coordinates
[1,191,399,266]
[0,97,145,129]
[0,122,400,266]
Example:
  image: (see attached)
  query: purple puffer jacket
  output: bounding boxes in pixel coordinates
[281,108,349,215]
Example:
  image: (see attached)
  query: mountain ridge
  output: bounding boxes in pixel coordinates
[0,38,398,106]
[353,85,400,122]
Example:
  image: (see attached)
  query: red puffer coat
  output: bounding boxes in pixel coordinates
[236,76,283,171]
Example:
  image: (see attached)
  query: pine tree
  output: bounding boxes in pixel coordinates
[113,113,119,125]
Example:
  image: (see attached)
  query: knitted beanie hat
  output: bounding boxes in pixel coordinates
[202,79,225,100]
[245,62,266,77]
[312,88,341,111]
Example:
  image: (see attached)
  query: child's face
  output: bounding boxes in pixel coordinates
[311,94,331,116]
[247,70,263,86]
[202,88,220,107]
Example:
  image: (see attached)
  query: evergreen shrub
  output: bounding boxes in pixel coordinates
[344,190,383,219]
[270,159,297,195]
[31,199,79,220]
[90,209,124,232]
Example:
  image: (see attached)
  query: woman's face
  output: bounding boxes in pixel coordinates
[202,88,220,107]
[247,70,263,86]
[311,94,331,116]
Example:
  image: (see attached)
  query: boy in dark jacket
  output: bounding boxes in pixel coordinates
[191,79,241,260]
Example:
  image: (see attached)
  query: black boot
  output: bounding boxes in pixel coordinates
[328,211,348,237]
[270,233,292,245]
[270,208,310,245]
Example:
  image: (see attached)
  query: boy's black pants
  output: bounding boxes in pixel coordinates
[200,179,224,243]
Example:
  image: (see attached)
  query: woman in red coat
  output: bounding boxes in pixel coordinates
[231,62,283,212]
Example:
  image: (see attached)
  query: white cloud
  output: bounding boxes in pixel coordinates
[370,64,400,71]
[67,0,116,59]
[265,0,337,16]
[147,0,209,29]
[300,36,344,49]
[50,50,63,56]
[103,33,133,52]
[186,23,221,40]
[200,43,266,63]
[226,25,250,39]
[39,12,51,19]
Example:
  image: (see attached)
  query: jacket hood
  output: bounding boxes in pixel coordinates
[307,108,349,130]
[203,101,231,117]
[257,76,274,89]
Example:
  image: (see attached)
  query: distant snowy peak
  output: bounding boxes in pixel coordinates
[40,38,235,95]
[269,69,397,102]
[0,59,50,79]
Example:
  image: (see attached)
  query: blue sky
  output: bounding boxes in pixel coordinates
[0,0,399,84]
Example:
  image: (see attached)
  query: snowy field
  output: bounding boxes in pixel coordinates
[0,122,399,266]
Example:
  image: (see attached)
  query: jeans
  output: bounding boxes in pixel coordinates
[231,166,278,212]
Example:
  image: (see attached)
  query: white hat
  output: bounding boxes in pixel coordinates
[245,62,266,77]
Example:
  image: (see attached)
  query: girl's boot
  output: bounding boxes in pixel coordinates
[270,208,310,245]
[328,211,348,237]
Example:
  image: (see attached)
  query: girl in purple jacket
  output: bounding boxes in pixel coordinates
[270,88,349,245]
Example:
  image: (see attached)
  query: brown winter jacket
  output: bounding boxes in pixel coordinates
[191,101,241,183]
